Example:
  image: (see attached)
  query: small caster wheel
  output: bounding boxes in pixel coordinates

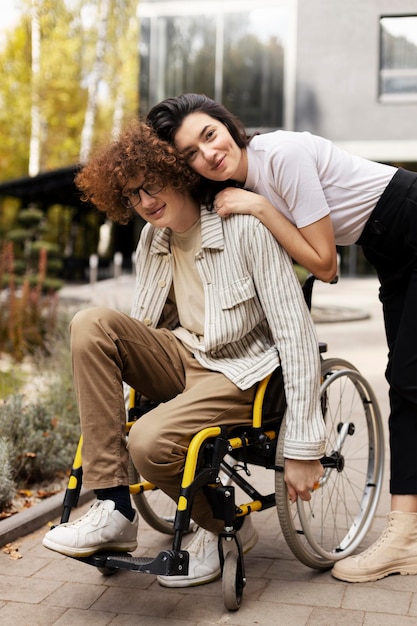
[97,566,117,576]
[222,551,245,611]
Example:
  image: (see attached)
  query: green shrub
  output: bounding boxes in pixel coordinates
[0,438,15,510]
[16,208,45,227]
[0,366,26,400]
[33,314,79,425]
[0,394,78,484]
[5,228,31,245]
[31,240,60,256]
[0,314,80,509]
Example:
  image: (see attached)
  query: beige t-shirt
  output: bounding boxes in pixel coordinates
[170,219,206,352]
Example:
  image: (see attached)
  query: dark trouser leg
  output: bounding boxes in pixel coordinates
[358,168,417,495]
[383,269,417,494]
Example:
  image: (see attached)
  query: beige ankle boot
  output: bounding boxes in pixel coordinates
[332,511,417,583]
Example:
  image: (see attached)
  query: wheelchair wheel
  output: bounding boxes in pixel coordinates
[128,459,177,535]
[275,358,384,569]
[222,551,244,611]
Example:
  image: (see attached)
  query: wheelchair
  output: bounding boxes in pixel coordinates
[59,275,385,611]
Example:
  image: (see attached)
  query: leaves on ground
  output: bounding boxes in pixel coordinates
[2,542,22,560]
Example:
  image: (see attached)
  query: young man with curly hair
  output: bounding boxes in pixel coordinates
[42,121,326,588]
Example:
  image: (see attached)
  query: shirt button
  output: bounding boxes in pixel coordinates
[143,317,152,326]
[158,280,166,288]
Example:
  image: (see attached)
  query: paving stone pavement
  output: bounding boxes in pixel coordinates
[1,276,417,625]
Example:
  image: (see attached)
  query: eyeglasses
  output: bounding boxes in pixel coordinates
[121,183,164,209]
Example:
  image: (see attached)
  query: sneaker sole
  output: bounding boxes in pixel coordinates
[332,563,417,583]
[158,569,221,588]
[42,537,138,558]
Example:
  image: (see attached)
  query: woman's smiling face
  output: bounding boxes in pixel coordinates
[174,112,247,184]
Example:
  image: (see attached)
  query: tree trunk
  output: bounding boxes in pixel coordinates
[79,0,111,163]
[29,0,41,177]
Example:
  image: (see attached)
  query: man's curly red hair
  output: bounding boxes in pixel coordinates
[75,120,200,224]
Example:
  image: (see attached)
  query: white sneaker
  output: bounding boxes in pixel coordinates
[42,500,138,557]
[157,516,258,588]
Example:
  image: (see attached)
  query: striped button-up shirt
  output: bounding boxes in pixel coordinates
[131,207,326,459]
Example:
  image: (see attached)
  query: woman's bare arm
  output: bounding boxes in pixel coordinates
[215,187,338,282]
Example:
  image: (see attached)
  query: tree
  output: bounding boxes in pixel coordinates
[79,0,111,163]
[0,18,33,179]
[0,0,140,283]
[29,0,41,176]
[0,0,139,182]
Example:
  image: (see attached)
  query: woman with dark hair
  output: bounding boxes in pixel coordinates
[146,93,417,585]
[148,93,250,209]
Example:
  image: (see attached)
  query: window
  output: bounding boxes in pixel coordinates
[138,2,291,131]
[379,16,417,101]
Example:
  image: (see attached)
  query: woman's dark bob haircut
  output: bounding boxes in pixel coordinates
[147,93,249,149]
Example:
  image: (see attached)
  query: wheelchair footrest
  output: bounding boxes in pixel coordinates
[82,549,189,576]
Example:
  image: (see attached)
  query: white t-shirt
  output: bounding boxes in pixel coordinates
[245,131,397,245]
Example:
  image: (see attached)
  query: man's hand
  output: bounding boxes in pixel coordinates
[284,458,324,503]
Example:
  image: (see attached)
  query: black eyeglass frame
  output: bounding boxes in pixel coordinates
[121,183,165,209]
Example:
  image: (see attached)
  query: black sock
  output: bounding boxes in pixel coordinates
[94,486,135,522]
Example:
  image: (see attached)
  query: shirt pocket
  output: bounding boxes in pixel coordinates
[214,276,265,346]
[219,276,256,310]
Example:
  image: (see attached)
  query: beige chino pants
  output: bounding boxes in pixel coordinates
[70,307,255,533]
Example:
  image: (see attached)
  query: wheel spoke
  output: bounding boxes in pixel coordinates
[276,358,384,569]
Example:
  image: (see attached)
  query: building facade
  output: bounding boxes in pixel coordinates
[139,0,417,163]
[138,0,292,132]
[295,0,417,166]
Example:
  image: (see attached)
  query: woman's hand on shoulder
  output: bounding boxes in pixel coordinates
[214,188,271,219]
